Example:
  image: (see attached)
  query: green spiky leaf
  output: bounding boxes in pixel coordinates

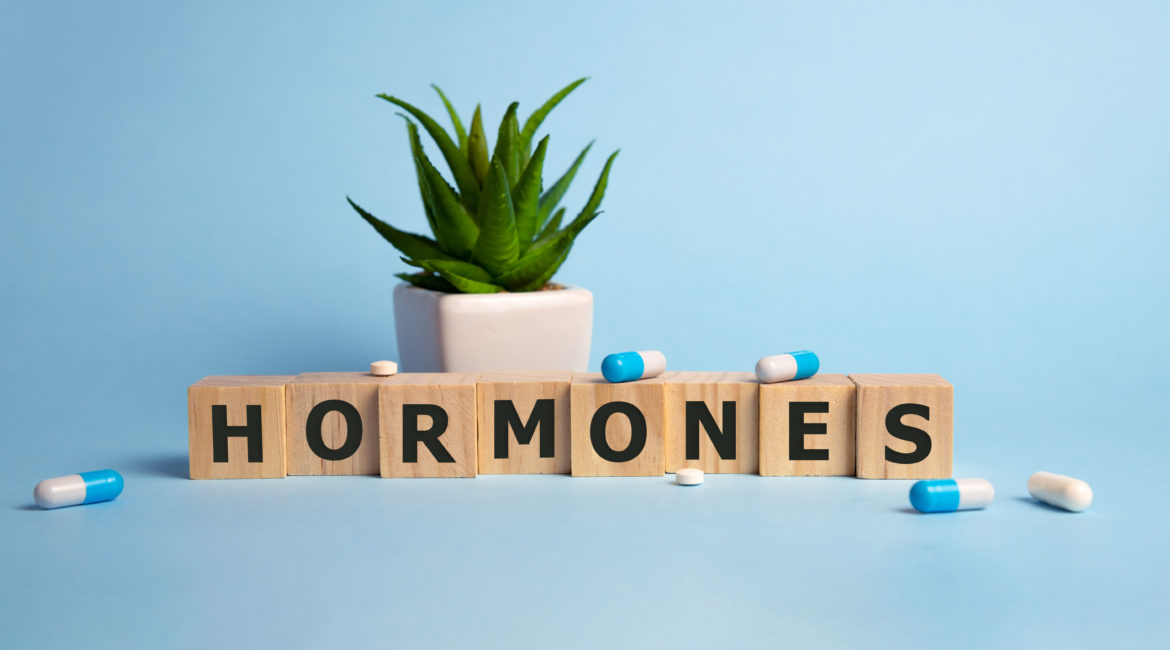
[512,135,548,252]
[537,207,565,242]
[431,84,467,153]
[536,141,591,232]
[396,272,457,293]
[348,197,455,261]
[517,249,569,292]
[493,103,521,189]
[521,77,587,163]
[575,150,619,223]
[404,120,478,258]
[467,105,489,189]
[378,94,480,212]
[494,211,599,288]
[472,160,520,275]
[418,259,503,294]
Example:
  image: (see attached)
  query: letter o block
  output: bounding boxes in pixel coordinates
[188,376,293,479]
[850,374,953,479]
[284,372,391,476]
[570,373,665,476]
[378,373,479,478]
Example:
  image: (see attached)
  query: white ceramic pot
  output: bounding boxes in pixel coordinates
[392,283,593,372]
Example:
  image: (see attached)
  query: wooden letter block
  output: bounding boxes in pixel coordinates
[664,371,759,474]
[759,374,856,476]
[284,372,391,476]
[850,374,953,479]
[570,373,665,477]
[188,375,293,479]
[476,371,572,475]
[378,373,479,478]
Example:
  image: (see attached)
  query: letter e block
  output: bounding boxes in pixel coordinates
[188,375,293,479]
[379,373,479,478]
[850,374,953,479]
[570,373,665,477]
[284,372,391,476]
[664,371,759,474]
[759,374,856,476]
[477,371,572,474]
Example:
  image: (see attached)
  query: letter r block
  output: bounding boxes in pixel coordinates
[188,375,293,479]
[850,374,953,479]
[570,373,665,477]
[284,372,392,476]
[378,373,479,478]
[476,371,572,474]
[664,371,759,474]
[759,374,856,476]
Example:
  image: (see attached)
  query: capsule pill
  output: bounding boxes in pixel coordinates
[755,351,819,383]
[34,470,124,509]
[909,478,994,513]
[601,350,666,383]
[1028,471,1092,512]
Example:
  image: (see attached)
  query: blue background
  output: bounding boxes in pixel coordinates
[3,1,1167,647]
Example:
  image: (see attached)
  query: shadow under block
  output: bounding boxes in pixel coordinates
[378,373,479,478]
[284,372,392,476]
[663,371,759,474]
[570,373,665,477]
[476,371,572,475]
[758,374,856,476]
[850,374,953,479]
[188,375,294,479]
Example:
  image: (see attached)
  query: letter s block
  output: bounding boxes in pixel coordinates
[476,371,572,474]
[570,373,665,477]
[284,372,392,476]
[378,373,479,478]
[188,375,294,479]
[850,374,953,479]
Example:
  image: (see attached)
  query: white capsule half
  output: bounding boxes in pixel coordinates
[1028,471,1092,512]
[675,468,704,486]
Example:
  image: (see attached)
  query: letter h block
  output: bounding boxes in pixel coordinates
[378,373,479,478]
[476,371,572,474]
[570,373,665,476]
[284,372,392,475]
[850,374,953,479]
[664,371,759,474]
[188,375,294,479]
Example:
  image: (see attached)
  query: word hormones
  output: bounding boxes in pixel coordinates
[187,371,953,480]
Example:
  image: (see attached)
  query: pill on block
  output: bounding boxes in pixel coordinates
[370,360,398,377]
[909,478,993,513]
[601,350,666,383]
[676,468,703,486]
[755,351,819,384]
[1028,471,1092,512]
[34,470,124,509]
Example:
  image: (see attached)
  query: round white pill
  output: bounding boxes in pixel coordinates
[676,468,704,486]
[1028,471,1092,512]
[370,360,398,376]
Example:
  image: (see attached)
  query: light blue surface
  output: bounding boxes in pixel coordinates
[79,469,125,505]
[601,351,645,382]
[791,350,820,379]
[909,478,962,513]
[2,1,1169,648]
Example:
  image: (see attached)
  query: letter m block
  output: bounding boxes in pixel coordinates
[188,375,293,479]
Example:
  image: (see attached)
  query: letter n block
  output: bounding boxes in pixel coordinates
[476,371,572,474]
[759,374,856,476]
[284,372,391,476]
[850,374,953,479]
[187,375,293,479]
[664,371,759,474]
[570,373,665,476]
[378,373,479,478]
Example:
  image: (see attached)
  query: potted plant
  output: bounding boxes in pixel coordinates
[348,79,618,372]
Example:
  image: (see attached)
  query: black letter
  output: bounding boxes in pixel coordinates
[212,404,263,463]
[590,402,646,462]
[305,399,362,461]
[402,404,454,463]
[789,402,829,461]
[494,399,555,459]
[685,401,736,460]
[885,403,932,464]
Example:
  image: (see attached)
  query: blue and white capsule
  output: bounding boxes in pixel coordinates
[755,351,819,383]
[909,478,994,513]
[601,350,667,383]
[34,469,124,509]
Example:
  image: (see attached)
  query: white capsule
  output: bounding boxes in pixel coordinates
[1028,471,1092,512]
[755,351,819,383]
[675,468,704,486]
[370,360,398,376]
